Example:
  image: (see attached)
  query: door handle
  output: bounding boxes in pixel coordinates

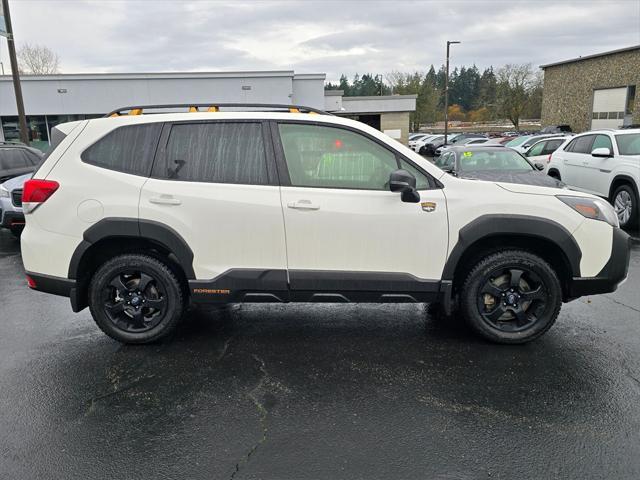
[287,200,320,210]
[149,195,182,206]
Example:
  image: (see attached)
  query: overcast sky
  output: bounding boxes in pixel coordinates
[1,0,639,82]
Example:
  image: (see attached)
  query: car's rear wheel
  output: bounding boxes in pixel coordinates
[460,250,562,344]
[612,184,638,230]
[88,254,185,344]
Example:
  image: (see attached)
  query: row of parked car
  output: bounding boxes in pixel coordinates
[408,127,640,229]
[0,142,43,238]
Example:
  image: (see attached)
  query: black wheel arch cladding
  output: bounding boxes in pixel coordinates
[69,217,196,280]
[441,214,582,281]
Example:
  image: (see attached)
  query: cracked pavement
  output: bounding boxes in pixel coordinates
[1,229,639,479]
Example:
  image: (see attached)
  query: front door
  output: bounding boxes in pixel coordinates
[274,122,449,301]
[557,134,596,189]
[581,134,615,196]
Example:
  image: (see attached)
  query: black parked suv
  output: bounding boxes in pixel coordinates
[540,125,572,134]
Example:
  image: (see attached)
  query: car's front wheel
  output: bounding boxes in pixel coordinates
[460,250,562,344]
[612,184,638,230]
[88,254,185,344]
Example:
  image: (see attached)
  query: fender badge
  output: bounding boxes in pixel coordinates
[421,201,436,212]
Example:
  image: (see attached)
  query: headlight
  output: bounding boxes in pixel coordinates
[0,185,9,198]
[557,195,619,227]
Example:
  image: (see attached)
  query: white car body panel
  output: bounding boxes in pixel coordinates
[22,112,620,288]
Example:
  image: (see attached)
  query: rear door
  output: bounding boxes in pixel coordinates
[140,120,288,299]
[274,121,448,301]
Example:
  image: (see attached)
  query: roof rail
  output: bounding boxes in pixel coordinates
[104,103,332,118]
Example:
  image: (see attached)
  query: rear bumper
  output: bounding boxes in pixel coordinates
[25,271,83,312]
[567,227,631,298]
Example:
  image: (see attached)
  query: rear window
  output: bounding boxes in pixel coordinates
[615,133,640,155]
[153,122,268,185]
[82,123,163,176]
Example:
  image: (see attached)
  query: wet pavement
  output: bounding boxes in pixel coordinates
[1,229,639,479]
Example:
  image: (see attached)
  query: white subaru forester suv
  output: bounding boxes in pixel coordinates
[547,128,640,229]
[21,104,631,345]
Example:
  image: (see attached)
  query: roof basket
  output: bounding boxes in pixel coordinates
[105,103,332,118]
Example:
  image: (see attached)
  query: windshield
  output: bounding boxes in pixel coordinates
[505,136,530,147]
[458,149,534,172]
[615,133,640,155]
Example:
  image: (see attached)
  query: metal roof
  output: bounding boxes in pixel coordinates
[540,45,640,69]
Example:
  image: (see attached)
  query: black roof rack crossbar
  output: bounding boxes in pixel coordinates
[104,103,332,117]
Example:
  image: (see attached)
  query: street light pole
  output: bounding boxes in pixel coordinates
[1,0,29,145]
[444,40,460,146]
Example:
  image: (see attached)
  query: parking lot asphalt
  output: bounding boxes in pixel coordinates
[1,229,640,480]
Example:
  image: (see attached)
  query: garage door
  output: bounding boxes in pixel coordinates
[591,88,627,129]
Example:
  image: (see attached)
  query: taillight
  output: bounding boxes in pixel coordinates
[26,275,37,289]
[22,179,59,214]
[547,154,552,164]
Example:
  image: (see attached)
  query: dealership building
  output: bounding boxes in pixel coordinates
[540,45,640,132]
[0,70,416,151]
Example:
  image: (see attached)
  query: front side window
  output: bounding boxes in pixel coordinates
[567,135,595,154]
[398,158,431,190]
[278,123,398,190]
[82,123,162,176]
[155,122,268,184]
[592,134,613,152]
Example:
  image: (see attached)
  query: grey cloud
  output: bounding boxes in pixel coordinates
[5,0,639,82]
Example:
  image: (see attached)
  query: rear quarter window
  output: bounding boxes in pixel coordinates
[81,123,163,176]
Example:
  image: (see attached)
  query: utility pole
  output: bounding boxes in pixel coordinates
[444,40,460,146]
[1,0,29,144]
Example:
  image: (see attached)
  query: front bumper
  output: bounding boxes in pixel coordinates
[567,227,631,298]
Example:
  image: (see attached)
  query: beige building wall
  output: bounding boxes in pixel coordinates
[541,48,640,132]
[380,112,411,145]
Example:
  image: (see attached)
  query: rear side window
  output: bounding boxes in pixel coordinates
[154,122,268,184]
[542,139,563,155]
[82,123,162,176]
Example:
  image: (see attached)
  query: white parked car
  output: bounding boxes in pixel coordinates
[547,128,640,229]
[413,134,443,153]
[408,134,432,149]
[506,134,568,154]
[523,136,572,173]
[21,104,630,345]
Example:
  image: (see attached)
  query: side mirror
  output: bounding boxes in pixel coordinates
[534,162,545,171]
[522,144,530,149]
[389,169,420,203]
[591,147,612,158]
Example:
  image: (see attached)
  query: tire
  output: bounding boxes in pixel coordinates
[460,250,562,344]
[88,254,185,344]
[611,184,639,230]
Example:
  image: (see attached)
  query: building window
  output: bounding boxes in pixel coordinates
[627,85,636,114]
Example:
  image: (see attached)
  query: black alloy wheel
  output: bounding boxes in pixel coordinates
[460,250,562,344]
[103,271,166,333]
[476,267,547,332]
[88,254,185,344]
